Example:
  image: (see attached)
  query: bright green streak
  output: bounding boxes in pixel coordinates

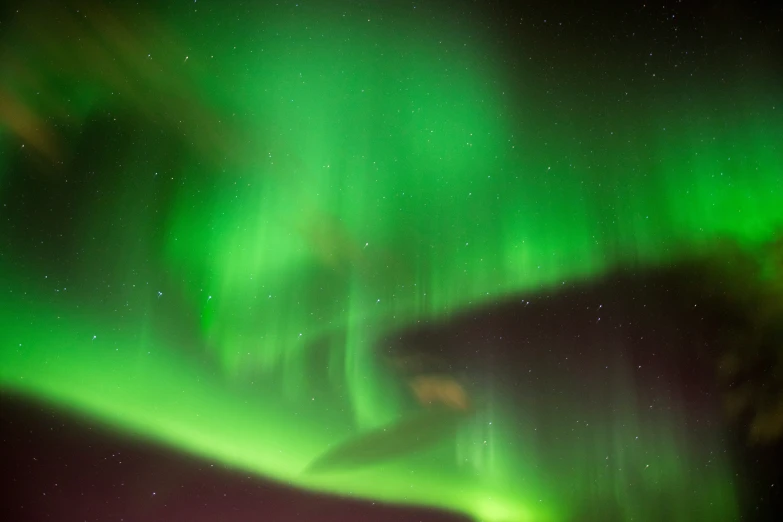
[1,4,781,521]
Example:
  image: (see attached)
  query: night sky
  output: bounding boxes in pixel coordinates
[1,1,782,521]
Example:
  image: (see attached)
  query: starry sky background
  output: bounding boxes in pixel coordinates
[1,0,782,521]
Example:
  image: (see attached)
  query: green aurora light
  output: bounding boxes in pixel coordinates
[1,2,781,521]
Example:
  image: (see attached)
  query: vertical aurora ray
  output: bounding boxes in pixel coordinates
[1,1,781,521]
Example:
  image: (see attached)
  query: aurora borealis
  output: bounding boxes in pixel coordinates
[1,1,782,521]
